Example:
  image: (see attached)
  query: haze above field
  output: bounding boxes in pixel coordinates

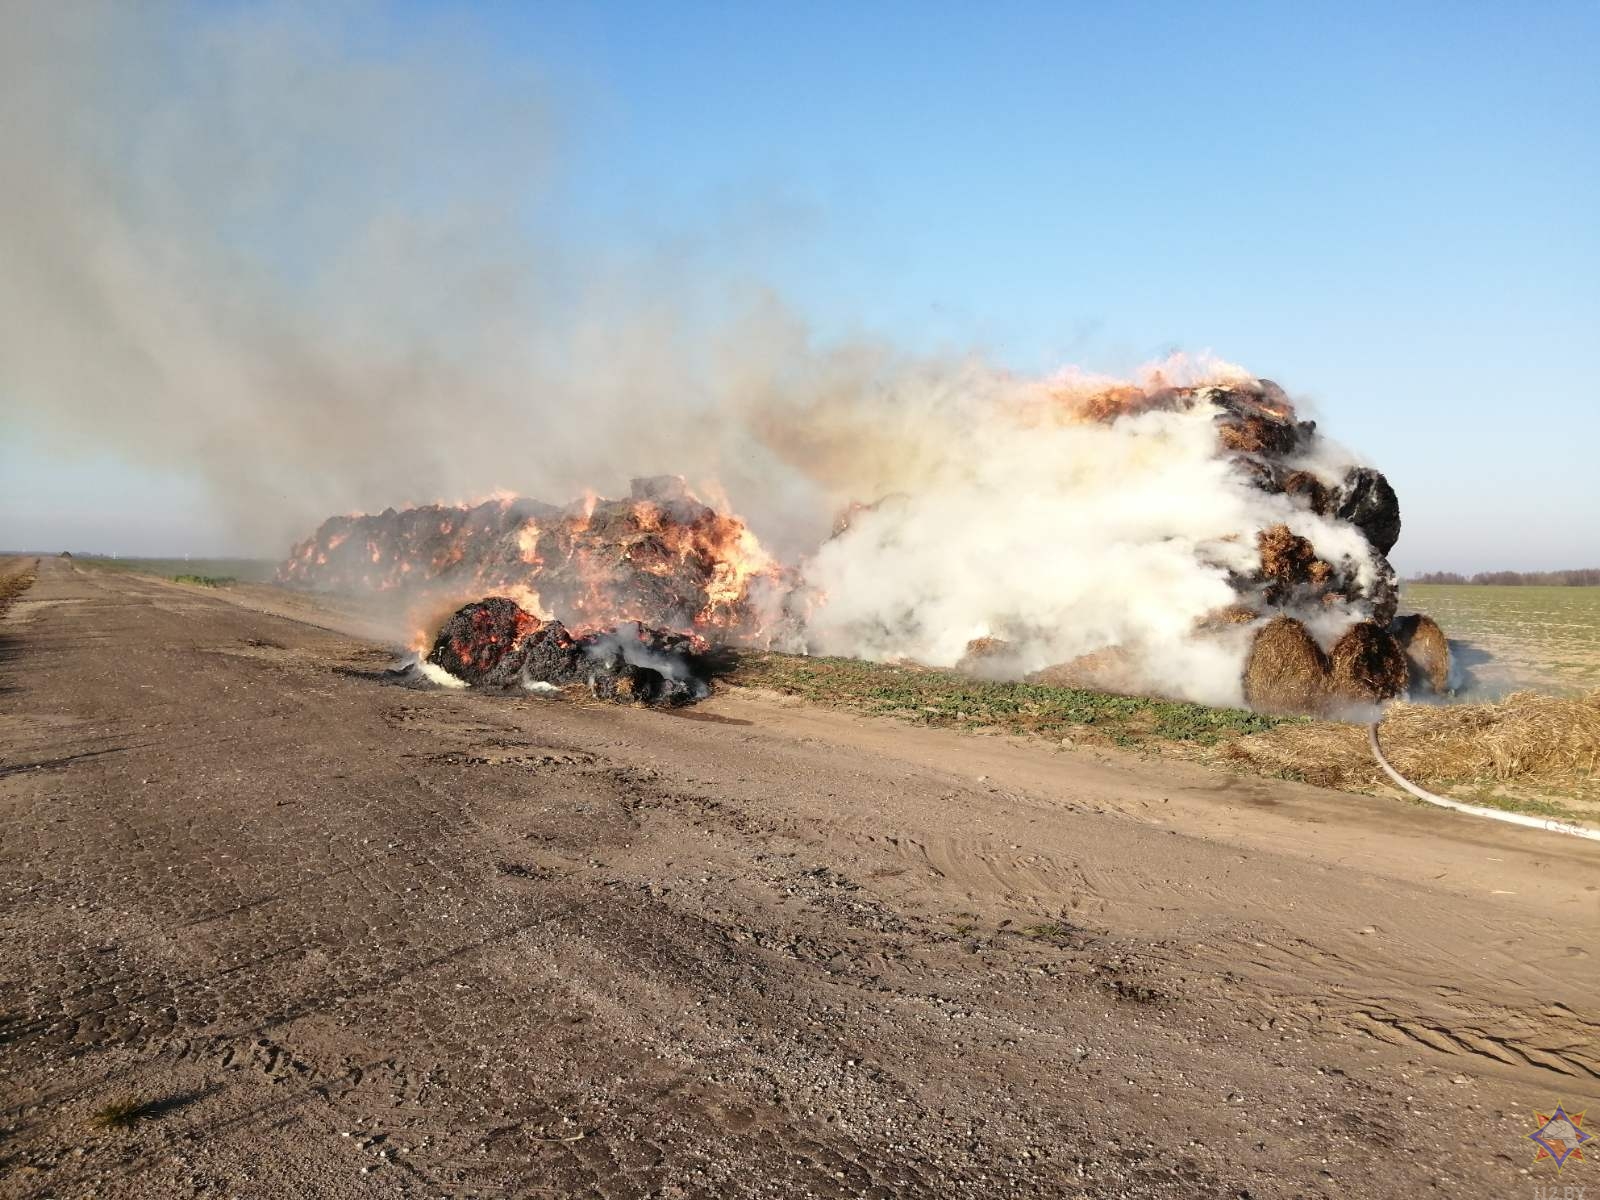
[1,2,1595,572]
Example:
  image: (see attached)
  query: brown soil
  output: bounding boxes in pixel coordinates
[2,559,1595,1198]
[0,555,39,616]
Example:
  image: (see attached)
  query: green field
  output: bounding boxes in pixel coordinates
[69,556,279,587]
[732,651,1287,749]
[1401,584,1600,695]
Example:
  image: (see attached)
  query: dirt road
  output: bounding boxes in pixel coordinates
[2,557,1595,1198]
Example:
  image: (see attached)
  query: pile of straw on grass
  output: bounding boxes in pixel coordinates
[1029,645,1138,693]
[1216,689,1600,798]
[957,635,1016,679]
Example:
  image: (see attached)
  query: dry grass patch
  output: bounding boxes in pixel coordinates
[1217,690,1600,805]
[732,651,1599,822]
[88,1098,150,1129]
[0,557,38,616]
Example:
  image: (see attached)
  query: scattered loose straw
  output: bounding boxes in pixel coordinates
[1368,721,1600,842]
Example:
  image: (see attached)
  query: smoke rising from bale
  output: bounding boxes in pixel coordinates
[282,362,1417,712]
[786,367,1403,708]
[5,5,1432,714]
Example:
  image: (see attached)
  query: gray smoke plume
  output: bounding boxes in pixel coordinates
[0,2,844,555]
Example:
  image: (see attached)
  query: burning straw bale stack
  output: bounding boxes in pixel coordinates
[1036,379,1438,715]
[280,476,789,643]
[1189,383,1402,628]
[282,373,1453,720]
[1187,382,1440,714]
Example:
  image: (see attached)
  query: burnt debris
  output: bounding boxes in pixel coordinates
[426,598,719,706]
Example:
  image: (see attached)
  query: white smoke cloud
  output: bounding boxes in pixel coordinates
[780,368,1388,707]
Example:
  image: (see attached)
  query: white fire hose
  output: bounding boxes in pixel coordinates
[1367,721,1600,842]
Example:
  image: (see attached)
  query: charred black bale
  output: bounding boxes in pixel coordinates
[1335,467,1401,556]
[427,598,540,686]
[1364,556,1400,628]
[519,621,587,686]
[427,602,720,705]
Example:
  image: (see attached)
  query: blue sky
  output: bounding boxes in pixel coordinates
[3,1,1596,570]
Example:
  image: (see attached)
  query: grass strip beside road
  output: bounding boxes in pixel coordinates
[730,650,1286,749]
[729,650,1598,826]
[0,557,39,617]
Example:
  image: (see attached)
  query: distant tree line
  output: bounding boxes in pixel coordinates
[1407,568,1600,586]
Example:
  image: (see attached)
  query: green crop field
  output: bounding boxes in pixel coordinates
[69,556,279,587]
[1400,584,1600,695]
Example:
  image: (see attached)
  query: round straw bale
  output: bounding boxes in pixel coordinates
[1328,621,1408,704]
[1242,616,1330,715]
[1391,613,1451,695]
